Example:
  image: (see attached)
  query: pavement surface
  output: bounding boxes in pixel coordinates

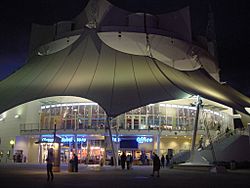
[0,163,250,188]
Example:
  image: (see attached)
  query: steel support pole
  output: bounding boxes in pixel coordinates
[107,117,117,167]
[115,123,119,167]
[190,96,202,162]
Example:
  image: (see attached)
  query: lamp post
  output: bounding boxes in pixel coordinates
[73,109,78,155]
[73,109,78,131]
[10,140,15,149]
[9,139,15,163]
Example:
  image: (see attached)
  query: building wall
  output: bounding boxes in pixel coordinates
[28,137,40,164]
[0,102,40,163]
[0,106,24,163]
[0,96,237,164]
[159,137,193,155]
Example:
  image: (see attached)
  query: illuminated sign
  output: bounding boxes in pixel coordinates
[112,137,121,142]
[136,137,153,143]
[41,137,54,143]
[41,135,86,143]
[112,136,153,144]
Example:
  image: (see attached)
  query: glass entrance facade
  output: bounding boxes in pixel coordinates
[38,102,233,132]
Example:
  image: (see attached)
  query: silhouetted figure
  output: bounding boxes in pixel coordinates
[216,124,221,135]
[121,152,126,170]
[165,154,169,167]
[199,137,204,150]
[151,152,160,177]
[73,154,78,172]
[129,154,133,169]
[110,156,114,166]
[126,154,131,170]
[161,155,165,168]
[23,155,26,163]
[46,148,54,182]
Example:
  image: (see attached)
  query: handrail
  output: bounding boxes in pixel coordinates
[20,122,203,132]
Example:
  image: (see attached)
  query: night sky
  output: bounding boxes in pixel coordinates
[0,0,249,96]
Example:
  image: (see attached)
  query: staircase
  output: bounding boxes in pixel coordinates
[172,150,190,164]
[172,131,250,164]
[200,134,250,163]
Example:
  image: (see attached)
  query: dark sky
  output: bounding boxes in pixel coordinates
[0,0,249,96]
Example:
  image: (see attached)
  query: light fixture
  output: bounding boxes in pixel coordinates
[14,114,20,119]
[10,140,15,148]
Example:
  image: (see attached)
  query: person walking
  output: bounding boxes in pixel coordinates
[73,153,78,172]
[120,152,126,170]
[151,152,160,177]
[126,154,131,170]
[46,148,54,182]
[161,154,165,168]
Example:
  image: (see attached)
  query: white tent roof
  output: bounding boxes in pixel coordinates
[0,29,250,117]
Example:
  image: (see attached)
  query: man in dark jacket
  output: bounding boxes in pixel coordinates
[151,152,160,177]
[73,154,78,172]
[120,152,126,170]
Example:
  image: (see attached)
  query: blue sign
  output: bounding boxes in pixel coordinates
[41,137,54,143]
[112,136,153,144]
[112,137,121,142]
[136,137,153,143]
[41,135,86,143]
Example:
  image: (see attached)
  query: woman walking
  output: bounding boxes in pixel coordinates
[46,148,54,182]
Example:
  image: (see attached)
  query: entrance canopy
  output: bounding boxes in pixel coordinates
[0,29,250,117]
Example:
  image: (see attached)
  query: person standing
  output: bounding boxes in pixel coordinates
[46,148,54,182]
[161,154,165,168]
[120,152,126,170]
[129,154,133,169]
[151,152,160,177]
[165,154,169,167]
[126,154,131,170]
[73,153,78,172]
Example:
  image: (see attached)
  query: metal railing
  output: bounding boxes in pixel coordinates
[20,122,201,135]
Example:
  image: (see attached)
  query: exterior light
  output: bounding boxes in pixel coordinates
[14,114,20,119]
[10,140,15,148]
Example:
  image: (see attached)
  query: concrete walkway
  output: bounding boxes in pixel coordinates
[0,164,249,188]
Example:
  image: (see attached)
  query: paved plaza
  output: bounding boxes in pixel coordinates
[0,164,250,188]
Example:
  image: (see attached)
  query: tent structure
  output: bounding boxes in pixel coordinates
[0,28,250,117]
[0,0,250,118]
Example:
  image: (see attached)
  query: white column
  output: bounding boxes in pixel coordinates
[75,134,78,155]
[157,133,160,156]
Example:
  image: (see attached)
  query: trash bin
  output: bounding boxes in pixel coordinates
[68,160,73,172]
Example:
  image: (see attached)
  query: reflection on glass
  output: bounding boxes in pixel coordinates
[38,102,232,132]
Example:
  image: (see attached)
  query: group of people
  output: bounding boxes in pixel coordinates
[119,151,167,178]
[160,154,171,168]
[45,150,170,181]
[13,152,26,163]
[46,149,79,182]
[120,152,133,170]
